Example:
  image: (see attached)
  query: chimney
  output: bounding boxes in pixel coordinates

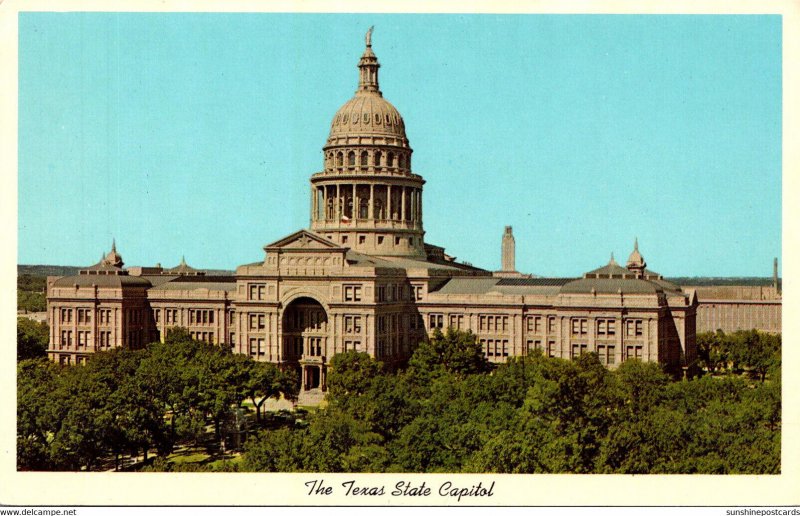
[774,257,779,292]
[501,226,515,272]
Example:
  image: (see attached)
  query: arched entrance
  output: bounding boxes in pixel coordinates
[282,297,329,393]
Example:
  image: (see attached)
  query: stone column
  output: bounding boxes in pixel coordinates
[50,306,56,351]
[369,184,374,219]
[401,186,406,221]
[386,185,392,220]
[352,183,357,220]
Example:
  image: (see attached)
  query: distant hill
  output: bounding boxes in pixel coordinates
[667,277,781,288]
[18,265,82,277]
[18,265,235,277]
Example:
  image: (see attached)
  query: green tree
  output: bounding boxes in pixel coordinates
[696,330,727,373]
[17,359,60,470]
[244,361,299,422]
[17,317,49,360]
[407,328,489,384]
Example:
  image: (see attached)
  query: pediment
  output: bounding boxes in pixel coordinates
[264,229,345,252]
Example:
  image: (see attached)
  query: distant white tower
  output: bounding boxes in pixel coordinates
[501,226,516,272]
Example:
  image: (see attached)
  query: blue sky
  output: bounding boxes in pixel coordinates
[18,13,781,277]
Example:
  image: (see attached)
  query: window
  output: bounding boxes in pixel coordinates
[249,284,266,301]
[348,151,356,166]
[336,152,343,166]
[249,338,265,357]
[60,308,73,323]
[98,331,112,349]
[525,339,542,355]
[387,152,395,167]
[377,235,385,245]
[345,315,362,334]
[547,339,557,358]
[374,151,382,166]
[597,345,616,365]
[597,319,616,336]
[395,236,401,246]
[60,330,72,349]
[165,309,178,325]
[571,318,588,336]
[547,316,556,334]
[571,343,588,360]
[344,340,361,352]
[76,331,91,348]
[449,314,464,330]
[359,235,366,245]
[360,151,368,166]
[307,337,323,357]
[479,315,509,333]
[98,309,111,325]
[249,313,266,331]
[482,339,509,358]
[77,308,92,324]
[344,285,362,302]
[626,319,644,337]
[428,314,444,329]
[412,284,424,300]
[625,345,643,361]
[341,235,348,244]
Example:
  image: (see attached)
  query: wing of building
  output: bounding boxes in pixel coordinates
[47,32,710,402]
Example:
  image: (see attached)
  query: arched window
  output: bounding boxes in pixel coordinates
[348,151,356,167]
[387,153,395,167]
[374,151,382,167]
[360,151,368,167]
[336,152,343,167]
[398,154,405,169]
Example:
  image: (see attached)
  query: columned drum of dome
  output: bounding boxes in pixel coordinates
[310,29,426,258]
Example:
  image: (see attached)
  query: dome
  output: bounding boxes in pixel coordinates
[325,30,409,148]
[328,94,407,141]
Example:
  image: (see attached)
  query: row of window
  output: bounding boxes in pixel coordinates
[189,309,215,325]
[59,308,114,325]
[284,308,326,332]
[341,234,418,247]
[333,111,402,127]
[377,313,415,334]
[570,318,644,337]
[190,331,215,344]
[328,149,409,170]
[481,339,509,358]
[570,344,643,363]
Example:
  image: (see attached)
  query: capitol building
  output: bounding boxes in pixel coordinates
[46,32,700,401]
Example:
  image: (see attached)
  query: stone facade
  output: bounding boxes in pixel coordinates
[46,32,707,402]
[692,285,781,334]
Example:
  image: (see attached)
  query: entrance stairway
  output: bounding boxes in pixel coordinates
[298,388,326,406]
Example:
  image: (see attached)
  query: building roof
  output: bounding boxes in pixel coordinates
[165,256,204,275]
[496,278,575,287]
[149,275,236,292]
[52,273,152,288]
[52,242,151,288]
[559,277,665,294]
